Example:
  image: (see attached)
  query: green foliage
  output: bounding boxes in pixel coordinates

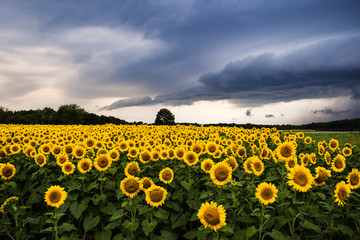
[155,108,175,125]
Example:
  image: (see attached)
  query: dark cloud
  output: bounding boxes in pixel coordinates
[101,96,153,110]
[265,114,275,118]
[104,36,360,109]
[312,107,351,116]
[245,109,252,117]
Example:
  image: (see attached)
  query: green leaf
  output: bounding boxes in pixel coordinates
[109,209,124,222]
[263,175,278,182]
[113,233,124,240]
[300,220,321,233]
[166,201,183,212]
[183,230,198,239]
[246,226,257,240]
[92,194,106,205]
[161,230,177,240]
[83,214,101,232]
[153,208,169,220]
[180,180,192,191]
[59,223,77,232]
[94,229,112,240]
[142,219,158,236]
[87,182,98,192]
[172,215,187,229]
[338,225,354,237]
[138,205,151,215]
[220,226,234,234]
[268,229,287,240]
[123,219,139,232]
[70,202,87,220]
[104,220,122,230]
[116,189,124,200]
[100,205,117,215]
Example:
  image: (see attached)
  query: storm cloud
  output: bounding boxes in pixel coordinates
[312,107,351,116]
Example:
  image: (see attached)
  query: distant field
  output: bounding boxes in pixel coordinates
[302,131,360,147]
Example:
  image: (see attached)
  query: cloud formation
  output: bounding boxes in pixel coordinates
[265,114,275,118]
[245,109,252,117]
[312,107,351,116]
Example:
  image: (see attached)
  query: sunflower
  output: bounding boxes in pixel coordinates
[342,147,352,157]
[210,162,232,186]
[251,157,264,176]
[159,150,169,160]
[34,153,47,167]
[243,158,253,174]
[224,156,238,171]
[62,162,75,175]
[124,162,140,177]
[139,150,152,164]
[94,155,112,171]
[175,147,185,160]
[10,144,21,155]
[73,146,86,159]
[206,142,218,155]
[1,196,19,214]
[255,182,278,205]
[159,167,174,184]
[1,163,16,180]
[276,142,296,162]
[145,185,168,207]
[310,153,316,165]
[346,169,360,189]
[285,157,298,171]
[236,146,247,160]
[287,165,314,192]
[85,138,95,149]
[152,151,160,161]
[108,149,120,162]
[44,185,67,208]
[56,154,68,166]
[201,159,214,173]
[197,201,226,232]
[318,145,325,156]
[141,177,154,190]
[334,181,351,206]
[329,139,339,152]
[120,176,143,198]
[51,145,62,156]
[191,143,202,155]
[183,151,199,166]
[63,144,74,155]
[77,158,92,174]
[304,136,312,144]
[313,167,331,186]
[119,141,129,152]
[324,151,331,165]
[331,154,346,173]
[127,147,139,160]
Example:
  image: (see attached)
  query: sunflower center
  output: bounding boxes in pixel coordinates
[128,165,138,175]
[50,191,61,203]
[187,154,195,163]
[98,157,109,168]
[350,174,359,186]
[254,163,262,171]
[204,208,220,225]
[294,172,308,186]
[110,152,117,158]
[81,162,89,170]
[344,149,350,155]
[315,171,328,184]
[124,180,139,193]
[215,166,229,181]
[37,157,45,164]
[335,159,343,169]
[208,145,216,153]
[330,142,337,148]
[162,170,172,181]
[238,149,245,156]
[303,156,309,164]
[281,145,292,157]
[177,151,184,158]
[2,167,13,177]
[288,160,296,168]
[204,163,212,170]
[142,180,151,189]
[130,150,137,156]
[65,147,72,154]
[150,189,163,202]
[226,160,236,169]
[65,164,72,171]
[261,188,273,200]
[54,148,61,154]
[246,162,252,170]
[338,189,347,201]
[59,157,66,164]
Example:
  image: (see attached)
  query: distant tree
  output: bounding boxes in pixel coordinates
[155,108,175,125]
[56,104,87,124]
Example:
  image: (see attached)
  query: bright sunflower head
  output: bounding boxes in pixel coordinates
[313,167,331,186]
[331,154,346,173]
[329,139,339,152]
[1,196,19,214]
[159,150,169,160]
[85,138,95,149]
[310,153,316,165]
[334,181,351,206]
[285,157,298,171]
[77,158,92,174]
[56,154,68,166]
[159,167,174,184]
[44,185,67,208]
[141,177,154,190]
[125,162,140,177]
[107,149,120,162]
[1,163,16,180]
[318,145,325,156]
[120,176,143,198]
[206,142,218,155]
[304,136,312,144]
[152,151,160,161]
[127,147,139,160]
[145,185,168,207]
[175,147,185,160]
[210,162,232,186]
[342,147,352,157]
[73,146,86,159]
[197,201,226,232]
[287,165,314,192]
[34,153,47,167]
[94,155,112,172]
[139,150,152,164]
[243,158,253,174]
[224,156,238,171]
[276,142,296,162]
[201,159,214,173]
[62,162,75,175]
[324,151,331,165]
[346,168,360,189]
[40,144,51,155]
[51,145,62,156]
[255,182,278,205]
[236,146,247,159]
[183,151,199,166]
[251,157,264,176]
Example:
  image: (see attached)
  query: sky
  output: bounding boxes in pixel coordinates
[0,0,360,125]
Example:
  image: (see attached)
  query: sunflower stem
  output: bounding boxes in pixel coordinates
[54,208,59,240]
[258,204,264,240]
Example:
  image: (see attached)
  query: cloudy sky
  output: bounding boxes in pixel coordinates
[1,0,360,124]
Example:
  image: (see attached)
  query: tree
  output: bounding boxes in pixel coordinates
[155,108,175,125]
[56,104,87,124]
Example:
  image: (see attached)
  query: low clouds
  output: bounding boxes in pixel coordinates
[245,109,252,117]
[103,36,360,109]
[312,107,351,116]
[265,114,275,118]
[101,96,153,110]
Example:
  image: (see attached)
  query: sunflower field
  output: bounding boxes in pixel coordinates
[1,124,360,240]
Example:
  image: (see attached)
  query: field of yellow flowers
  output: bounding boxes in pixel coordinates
[0,124,359,240]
